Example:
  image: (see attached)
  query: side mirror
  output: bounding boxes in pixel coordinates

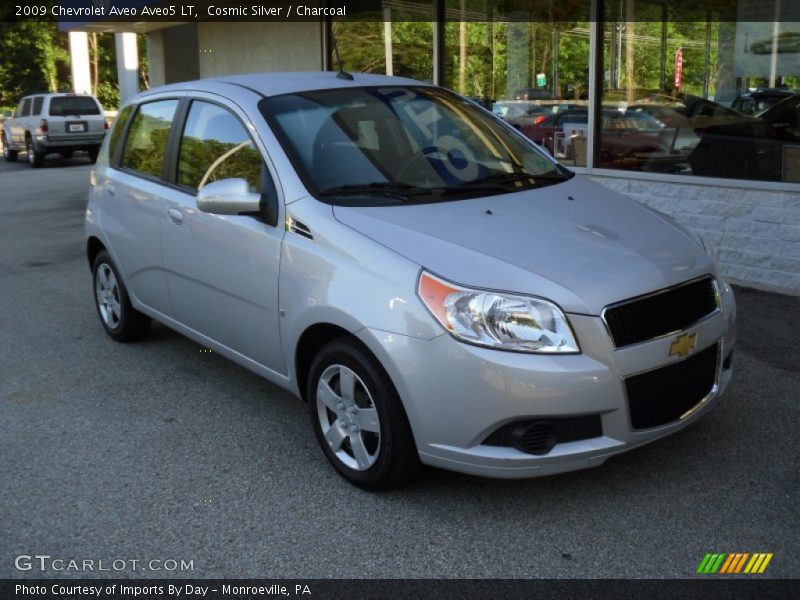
[196,178,261,215]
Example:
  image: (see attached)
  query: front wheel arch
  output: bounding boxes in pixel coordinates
[308,336,422,488]
[294,323,356,402]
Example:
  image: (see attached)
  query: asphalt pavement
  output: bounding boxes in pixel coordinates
[1,155,798,579]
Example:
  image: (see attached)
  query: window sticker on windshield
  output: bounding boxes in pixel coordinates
[376,87,480,184]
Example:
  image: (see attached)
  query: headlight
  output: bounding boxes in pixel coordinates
[417,271,579,353]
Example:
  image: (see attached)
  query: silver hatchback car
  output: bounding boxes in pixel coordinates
[85,72,736,489]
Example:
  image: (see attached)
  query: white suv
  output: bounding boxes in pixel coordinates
[2,92,107,167]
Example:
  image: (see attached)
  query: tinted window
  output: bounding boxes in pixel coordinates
[48,96,101,116]
[108,105,134,165]
[177,101,263,192]
[20,99,31,117]
[31,97,43,116]
[121,100,179,178]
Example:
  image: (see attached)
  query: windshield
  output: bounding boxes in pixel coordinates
[259,86,571,205]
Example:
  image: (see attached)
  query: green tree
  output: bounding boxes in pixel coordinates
[0,23,69,107]
[0,21,148,111]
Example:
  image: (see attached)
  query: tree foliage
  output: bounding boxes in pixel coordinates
[0,23,148,111]
[0,23,68,108]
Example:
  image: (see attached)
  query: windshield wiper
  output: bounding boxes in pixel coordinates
[439,171,567,195]
[318,182,433,199]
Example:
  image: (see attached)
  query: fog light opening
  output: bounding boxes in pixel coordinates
[511,421,559,455]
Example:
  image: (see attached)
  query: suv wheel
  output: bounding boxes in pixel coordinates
[308,338,421,489]
[87,149,99,163]
[92,250,151,342]
[2,136,16,162]
[26,138,44,168]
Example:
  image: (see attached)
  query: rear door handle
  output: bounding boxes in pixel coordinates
[105,183,115,196]
[167,207,183,225]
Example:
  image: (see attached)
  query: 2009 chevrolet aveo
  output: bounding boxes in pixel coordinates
[86,72,736,489]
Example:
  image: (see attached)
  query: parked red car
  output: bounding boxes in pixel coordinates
[520,109,671,170]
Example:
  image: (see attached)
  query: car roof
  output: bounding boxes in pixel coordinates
[135,71,431,102]
[23,92,98,98]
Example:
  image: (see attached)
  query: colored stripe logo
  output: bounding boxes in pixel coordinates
[696,552,773,574]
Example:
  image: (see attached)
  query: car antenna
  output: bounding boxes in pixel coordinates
[331,28,354,81]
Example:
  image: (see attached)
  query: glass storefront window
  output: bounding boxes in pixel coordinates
[600,0,800,182]
[331,2,435,82]
[330,0,798,184]
[443,0,591,167]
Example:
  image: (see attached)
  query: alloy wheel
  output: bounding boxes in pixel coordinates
[95,263,122,328]
[315,364,381,471]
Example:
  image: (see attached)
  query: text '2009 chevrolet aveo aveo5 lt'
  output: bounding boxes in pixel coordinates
[85,72,736,489]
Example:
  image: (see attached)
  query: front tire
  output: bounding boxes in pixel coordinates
[92,250,151,342]
[308,338,421,489]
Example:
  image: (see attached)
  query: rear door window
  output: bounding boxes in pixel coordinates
[31,97,43,116]
[48,96,101,117]
[120,100,179,179]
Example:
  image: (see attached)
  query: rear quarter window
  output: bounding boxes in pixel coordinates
[48,96,101,117]
[32,97,43,116]
[108,105,134,165]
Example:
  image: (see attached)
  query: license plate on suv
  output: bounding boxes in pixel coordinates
[68,122,87,133]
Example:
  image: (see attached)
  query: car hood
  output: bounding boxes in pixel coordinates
[332,175,712,315]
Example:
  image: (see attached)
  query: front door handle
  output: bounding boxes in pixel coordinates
[167,207,183,225]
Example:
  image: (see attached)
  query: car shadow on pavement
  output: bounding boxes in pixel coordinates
[2,150,95,169]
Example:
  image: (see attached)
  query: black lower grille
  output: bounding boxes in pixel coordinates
[483,415,602,455]
[604,276,718,348]
[625,343,719,430]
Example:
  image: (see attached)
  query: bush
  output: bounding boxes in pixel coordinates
[95,81,119,111]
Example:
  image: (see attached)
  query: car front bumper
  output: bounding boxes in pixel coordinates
[357,280,736,479]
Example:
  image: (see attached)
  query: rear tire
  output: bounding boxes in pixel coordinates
[3,136,17,162]
[92,250,151,342]
[308,337,422,490]
[26,138,44,168]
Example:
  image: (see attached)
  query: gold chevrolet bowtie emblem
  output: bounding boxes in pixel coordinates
[669,333,697,358]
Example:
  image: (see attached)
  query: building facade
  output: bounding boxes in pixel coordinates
[65,0,800,293]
